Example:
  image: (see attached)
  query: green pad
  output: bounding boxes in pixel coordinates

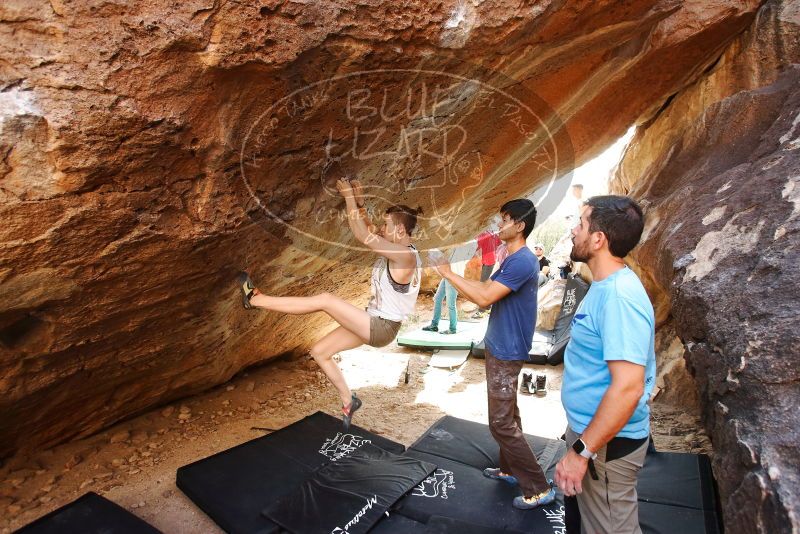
[397,321,488,350]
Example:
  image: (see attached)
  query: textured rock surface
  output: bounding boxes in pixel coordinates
[0,0,762,466]
[612,0,800,530]
[536,278,566,330]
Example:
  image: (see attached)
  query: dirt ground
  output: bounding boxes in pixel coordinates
[1,296,712,533]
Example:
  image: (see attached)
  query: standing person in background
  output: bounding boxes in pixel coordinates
[533,243,551,286]
[472,227,501,318]
[555,195,656,534]
[431,199,555,510]
[423,278,459,335]
[422,242,475,335]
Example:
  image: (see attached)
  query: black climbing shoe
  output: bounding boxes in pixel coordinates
[422,324,438,332]
[439,328,457,335]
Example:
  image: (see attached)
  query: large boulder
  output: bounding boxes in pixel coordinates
[612,0,800,530]
[536,278,566,331]
[0,0,762,462]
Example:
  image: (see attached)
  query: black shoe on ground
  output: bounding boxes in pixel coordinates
[422,324,438,332]
[439,328,457,335]
[535,374,547,396]
[521,372,534,395]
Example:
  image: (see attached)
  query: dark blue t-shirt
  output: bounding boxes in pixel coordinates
[485,246,539,360]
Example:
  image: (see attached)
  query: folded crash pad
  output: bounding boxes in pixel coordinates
[176,411,403,534]
[262,443,436,534]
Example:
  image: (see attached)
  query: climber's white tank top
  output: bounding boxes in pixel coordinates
[366,245,422,322]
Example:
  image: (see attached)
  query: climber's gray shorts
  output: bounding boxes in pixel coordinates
[368,315,402,347]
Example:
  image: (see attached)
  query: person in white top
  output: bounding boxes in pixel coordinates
[237,178,421,428]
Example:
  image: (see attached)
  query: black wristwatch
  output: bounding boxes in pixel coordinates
[572,438,597,460]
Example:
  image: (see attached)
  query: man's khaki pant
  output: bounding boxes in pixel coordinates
[565,427,648,534]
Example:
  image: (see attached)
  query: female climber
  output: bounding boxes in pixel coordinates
[237,178,422,428]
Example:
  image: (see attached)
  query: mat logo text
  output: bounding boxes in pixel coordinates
[319,433,372,461]
[330,495,378,534]
[412,469,456,499]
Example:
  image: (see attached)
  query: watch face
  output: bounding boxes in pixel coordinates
[572,439,585,454]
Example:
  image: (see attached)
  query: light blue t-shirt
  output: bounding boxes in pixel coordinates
[562,267,656,439]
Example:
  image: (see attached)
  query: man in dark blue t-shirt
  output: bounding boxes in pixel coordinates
[432,199,553,510]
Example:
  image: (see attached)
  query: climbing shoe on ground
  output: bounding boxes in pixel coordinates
[422,324,438,332]
[483,468,518,485]
[513,484,556,510]
[439,328,457,335]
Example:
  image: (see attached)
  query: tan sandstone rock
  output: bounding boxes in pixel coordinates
[0,0,761,480]
[611,1,800,530]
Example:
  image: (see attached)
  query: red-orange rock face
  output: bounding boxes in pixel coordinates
[0,0,761,486]
[613,1,799,530]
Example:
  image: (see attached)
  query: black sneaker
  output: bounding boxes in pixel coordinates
[535,374,547,397]
[422,324,438,332]
[521,372,534,395]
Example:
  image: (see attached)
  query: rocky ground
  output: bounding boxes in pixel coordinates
[1,296,712,533]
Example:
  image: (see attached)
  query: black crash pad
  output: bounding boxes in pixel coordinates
[639,501,721,534]
[395,449,564,533]
[408,415,565,477]
[262,443,436,534]
[639,451,718,511]
[408,416,722,534]
[14,492,161,534]
[423,516,525,533]
[368,513,427,533]
[176,411,404,534]
[566,496,721,534]
[369,514,516,534]
[410,417,720,511]
[247,410,405,470]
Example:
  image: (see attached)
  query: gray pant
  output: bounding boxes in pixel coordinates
[565,427,648,534]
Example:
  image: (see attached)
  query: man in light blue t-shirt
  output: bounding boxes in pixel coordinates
[555,195,656,534]
[432,199,555,510]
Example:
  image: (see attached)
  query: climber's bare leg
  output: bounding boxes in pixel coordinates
[310,326,366,406]
[250,292,371,341]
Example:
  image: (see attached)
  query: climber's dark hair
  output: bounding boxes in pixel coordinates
[386,204,423,235]
[500,198,537,239]
[584,195,644,258]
